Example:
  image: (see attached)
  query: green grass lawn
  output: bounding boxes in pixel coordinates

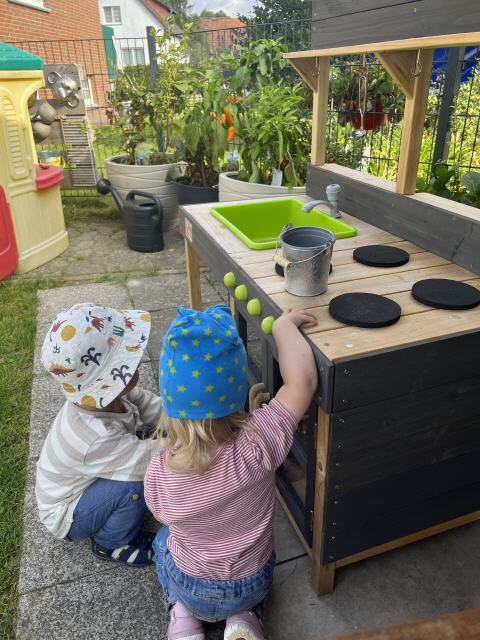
[0,197,117,638]
[0,278,61,639]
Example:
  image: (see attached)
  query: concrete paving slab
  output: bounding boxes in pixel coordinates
[17,563,225,640]
[266,521,480,640]
[127,273,224,312]
[17,567,168,640]
[27,218,187,281]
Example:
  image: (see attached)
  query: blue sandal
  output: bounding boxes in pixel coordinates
[91,530,154,566]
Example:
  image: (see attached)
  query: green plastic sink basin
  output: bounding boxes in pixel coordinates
[210,198,357,250]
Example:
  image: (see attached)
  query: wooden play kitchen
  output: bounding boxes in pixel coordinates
[180,6,480,596]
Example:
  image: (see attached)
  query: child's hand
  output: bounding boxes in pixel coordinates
[272,308,319,421]
[276,309,318,330]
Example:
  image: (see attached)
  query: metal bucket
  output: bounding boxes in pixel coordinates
[278,226,335,296]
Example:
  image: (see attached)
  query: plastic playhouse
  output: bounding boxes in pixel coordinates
[0,42,68,275]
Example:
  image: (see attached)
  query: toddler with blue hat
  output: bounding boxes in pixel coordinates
[145,303,319,640]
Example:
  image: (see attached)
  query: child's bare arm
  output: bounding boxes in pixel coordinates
[272,309,318,421]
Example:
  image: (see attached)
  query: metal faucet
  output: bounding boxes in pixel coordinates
[301,184,342,218]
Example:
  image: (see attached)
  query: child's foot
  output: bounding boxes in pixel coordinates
[224,610,265,640]
[168,602,205,640]
[91,530,154,566]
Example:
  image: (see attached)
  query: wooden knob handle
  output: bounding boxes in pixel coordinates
[273,254,291,269]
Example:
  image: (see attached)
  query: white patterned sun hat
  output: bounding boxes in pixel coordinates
[41,303,151,409]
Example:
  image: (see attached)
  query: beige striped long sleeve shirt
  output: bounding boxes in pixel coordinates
[35,386,162,539]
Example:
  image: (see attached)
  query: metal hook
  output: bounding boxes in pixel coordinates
[411,50,423,77]
[312,57,321,77]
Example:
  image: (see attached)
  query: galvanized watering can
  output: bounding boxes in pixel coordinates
[273,226,335,296]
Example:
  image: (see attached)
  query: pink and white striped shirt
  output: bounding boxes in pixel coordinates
[144,399,298,580]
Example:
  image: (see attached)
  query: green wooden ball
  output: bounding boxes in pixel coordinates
[247,298,262,316]
[261,316,275,334]
[223,272,236,288]
[235,284,248,301]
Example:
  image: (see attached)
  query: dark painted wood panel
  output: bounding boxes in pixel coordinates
[311,0,480,49]
[332,331,480,411]
[312,0,410,21]
[307,165,480,275]
[330,418,480,492]
[321,472,480,562]
[324,452,480,532]
[331,376,480,453]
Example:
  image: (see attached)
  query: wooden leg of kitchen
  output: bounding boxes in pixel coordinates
[185,239,202,311]
[311,407,336,595]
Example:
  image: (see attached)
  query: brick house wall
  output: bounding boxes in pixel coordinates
[1,0,109,107]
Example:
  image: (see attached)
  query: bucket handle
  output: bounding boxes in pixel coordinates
[273,240,333,270]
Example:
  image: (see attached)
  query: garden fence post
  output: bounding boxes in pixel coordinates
[431,47,465,171]
[146,26,158,89]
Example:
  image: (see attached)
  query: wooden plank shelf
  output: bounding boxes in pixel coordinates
[284,32,480,58]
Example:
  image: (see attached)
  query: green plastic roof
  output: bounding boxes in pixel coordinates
[0,42,43,71]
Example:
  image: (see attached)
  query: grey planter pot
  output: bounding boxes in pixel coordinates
[219,171,306,202]
[105,155,180,231]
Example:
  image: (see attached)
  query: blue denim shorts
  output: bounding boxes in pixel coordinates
[152,526,275,623]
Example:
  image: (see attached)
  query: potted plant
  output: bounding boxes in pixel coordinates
[104,19,189,230]
[172,63,232,205]
[217,38,311,202]
[219,82,311,201]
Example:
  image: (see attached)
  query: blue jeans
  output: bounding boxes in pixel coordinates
[153,526,275,623]
[66,478,147,548]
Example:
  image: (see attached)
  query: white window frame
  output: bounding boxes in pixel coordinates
[121,47,146,67]
[103,5,122,25]
[7,0,50,12]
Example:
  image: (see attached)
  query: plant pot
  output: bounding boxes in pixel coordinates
[219,171,306,203]
[174,178,219,206]
[105,155,180,231]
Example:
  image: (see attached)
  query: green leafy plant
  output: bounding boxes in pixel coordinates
[459,171,480,207]
[417,163,459,199]
[416,163,480,209]
[105,19,190,165]
[174,62,232,187]
[234,82,311,186]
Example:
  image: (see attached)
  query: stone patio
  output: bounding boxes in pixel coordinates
[16,216,480,639]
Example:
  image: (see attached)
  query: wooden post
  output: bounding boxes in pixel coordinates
[184,239,202,311]
[311,57,331,166]
[286,56,330,166]
[395,48,434,194]
[311,407,335,595]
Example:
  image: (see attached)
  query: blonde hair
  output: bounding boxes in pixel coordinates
[157,411,248,474]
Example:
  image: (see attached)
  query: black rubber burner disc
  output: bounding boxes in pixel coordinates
[275,262,333,277]
[329,292,402,328]
[412,278,480,310]
[353,244,410,268]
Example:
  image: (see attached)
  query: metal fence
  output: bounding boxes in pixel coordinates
[8,25,480,197]
[326,47,480,187]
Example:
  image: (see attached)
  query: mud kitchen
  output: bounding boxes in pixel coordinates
[179,9,480,597]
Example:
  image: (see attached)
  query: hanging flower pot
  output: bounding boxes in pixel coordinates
[350,95,387,131]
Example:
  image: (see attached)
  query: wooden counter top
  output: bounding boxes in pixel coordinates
[182,198,480,363]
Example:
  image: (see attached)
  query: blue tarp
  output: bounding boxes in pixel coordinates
[431,47,479,85]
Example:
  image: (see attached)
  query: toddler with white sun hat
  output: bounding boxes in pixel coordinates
[35,302,162,566]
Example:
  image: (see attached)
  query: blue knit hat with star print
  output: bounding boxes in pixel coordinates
[159,304,248,420]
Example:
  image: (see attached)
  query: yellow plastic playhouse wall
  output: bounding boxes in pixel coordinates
[0,69,68,273]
